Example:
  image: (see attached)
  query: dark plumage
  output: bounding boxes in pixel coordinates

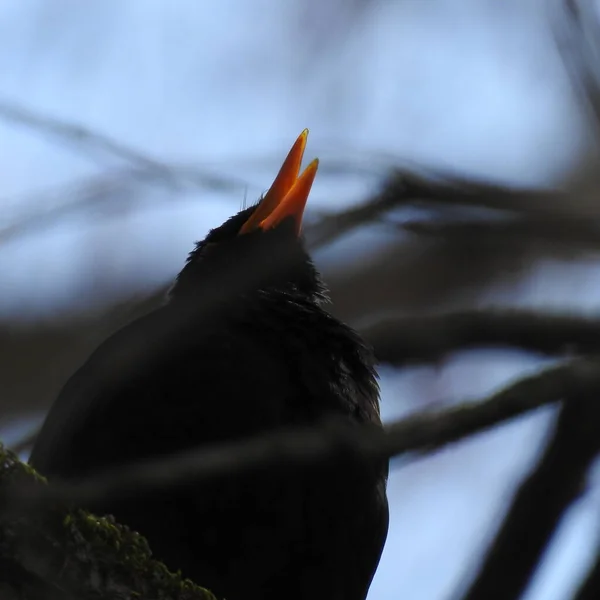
[29,131,389,600]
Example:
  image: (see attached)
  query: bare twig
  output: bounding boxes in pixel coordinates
[401,216,600,252]
[15,308,600,460]
[551,0,600,129]
[0,100,179,182]
[0,168,245,245]
[12,308,600,455]
[307,166,600,253]
[4,356,600,514]
[306,189,402,248]
[458,386,600,600]
[0,173,144,244]
[381,170,577,218]
[362,310,600,366]
[573,549,600,600]
[0,100,250,199]
[3,100,597,258]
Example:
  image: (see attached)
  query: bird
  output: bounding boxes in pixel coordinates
[29,130,389,600]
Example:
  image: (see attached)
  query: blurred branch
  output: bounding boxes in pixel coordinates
[306,186,401,248]
[362,309,600,366]
[2,100,597,259]
[315,171,600,320]
[0,99,179,183]
[12,307,598,455]
[551,0,600,129]
[4,357,600,515]
[0,172,144,245]
[458,387,600,600]
[573,550,600,600]
[0,224,588,420]
[0,99,249,197]
[308,166,600,254]
[1,205,595,419]
[377,168,600,220]
[0,444,216,600]
[401,216,600,252]
[0,168,242,246]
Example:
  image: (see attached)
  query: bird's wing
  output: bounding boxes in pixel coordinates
[29,305,289,478]
[29,307,172,475]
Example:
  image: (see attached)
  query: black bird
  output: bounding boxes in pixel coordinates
[29,130,389,600]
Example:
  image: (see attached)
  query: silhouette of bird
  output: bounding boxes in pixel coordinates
[29,130,389,600]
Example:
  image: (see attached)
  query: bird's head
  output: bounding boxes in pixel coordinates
[169,130,326,304]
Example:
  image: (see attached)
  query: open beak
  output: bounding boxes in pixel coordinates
[239,129,319,236]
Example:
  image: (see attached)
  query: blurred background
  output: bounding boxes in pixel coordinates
[2,1,600,599]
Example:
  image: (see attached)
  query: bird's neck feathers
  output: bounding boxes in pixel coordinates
[168,227,328,309]
[246,289,380,413]
[169,259,378,403]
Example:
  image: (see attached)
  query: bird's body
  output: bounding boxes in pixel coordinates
[29,131,389,600]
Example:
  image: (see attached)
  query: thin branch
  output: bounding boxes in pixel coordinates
[14,308,600,459]
[573,549,600,600]
[378,168,600,239]
[306,188,402,248]
[0,173,144,245]
[0,100,394,249]
[551,0,600,129]
[307,166,600,252]
[458,386,600,600]
[361,310,600,366]
[0,100,250,196]
[401,216,600,252]
[0,99,179,182]
[5,356,600,515]
[379,170,585,220]
[0,168,245,245]
[3,100,597,256]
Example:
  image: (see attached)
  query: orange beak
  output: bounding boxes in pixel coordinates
[239,129,319,236]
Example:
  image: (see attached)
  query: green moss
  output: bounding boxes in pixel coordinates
[0,443,47,485]
[64,509,217,599]
[0,441,219,600]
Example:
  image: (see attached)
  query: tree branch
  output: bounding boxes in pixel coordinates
[401,216,600,252]
[306,164,600,260]
[573,549,600,600]
[0,100,250,199]
[376,169,595,221]
[0,99,180,183]
[457,388,600,600]
[4,357,600,518]
[306,186,402,248]
[0,445,216,600]
[21,306,596,457]
[551,0,600,130]
[362,310,600,366]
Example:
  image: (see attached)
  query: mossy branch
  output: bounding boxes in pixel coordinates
[0,443,218,600]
